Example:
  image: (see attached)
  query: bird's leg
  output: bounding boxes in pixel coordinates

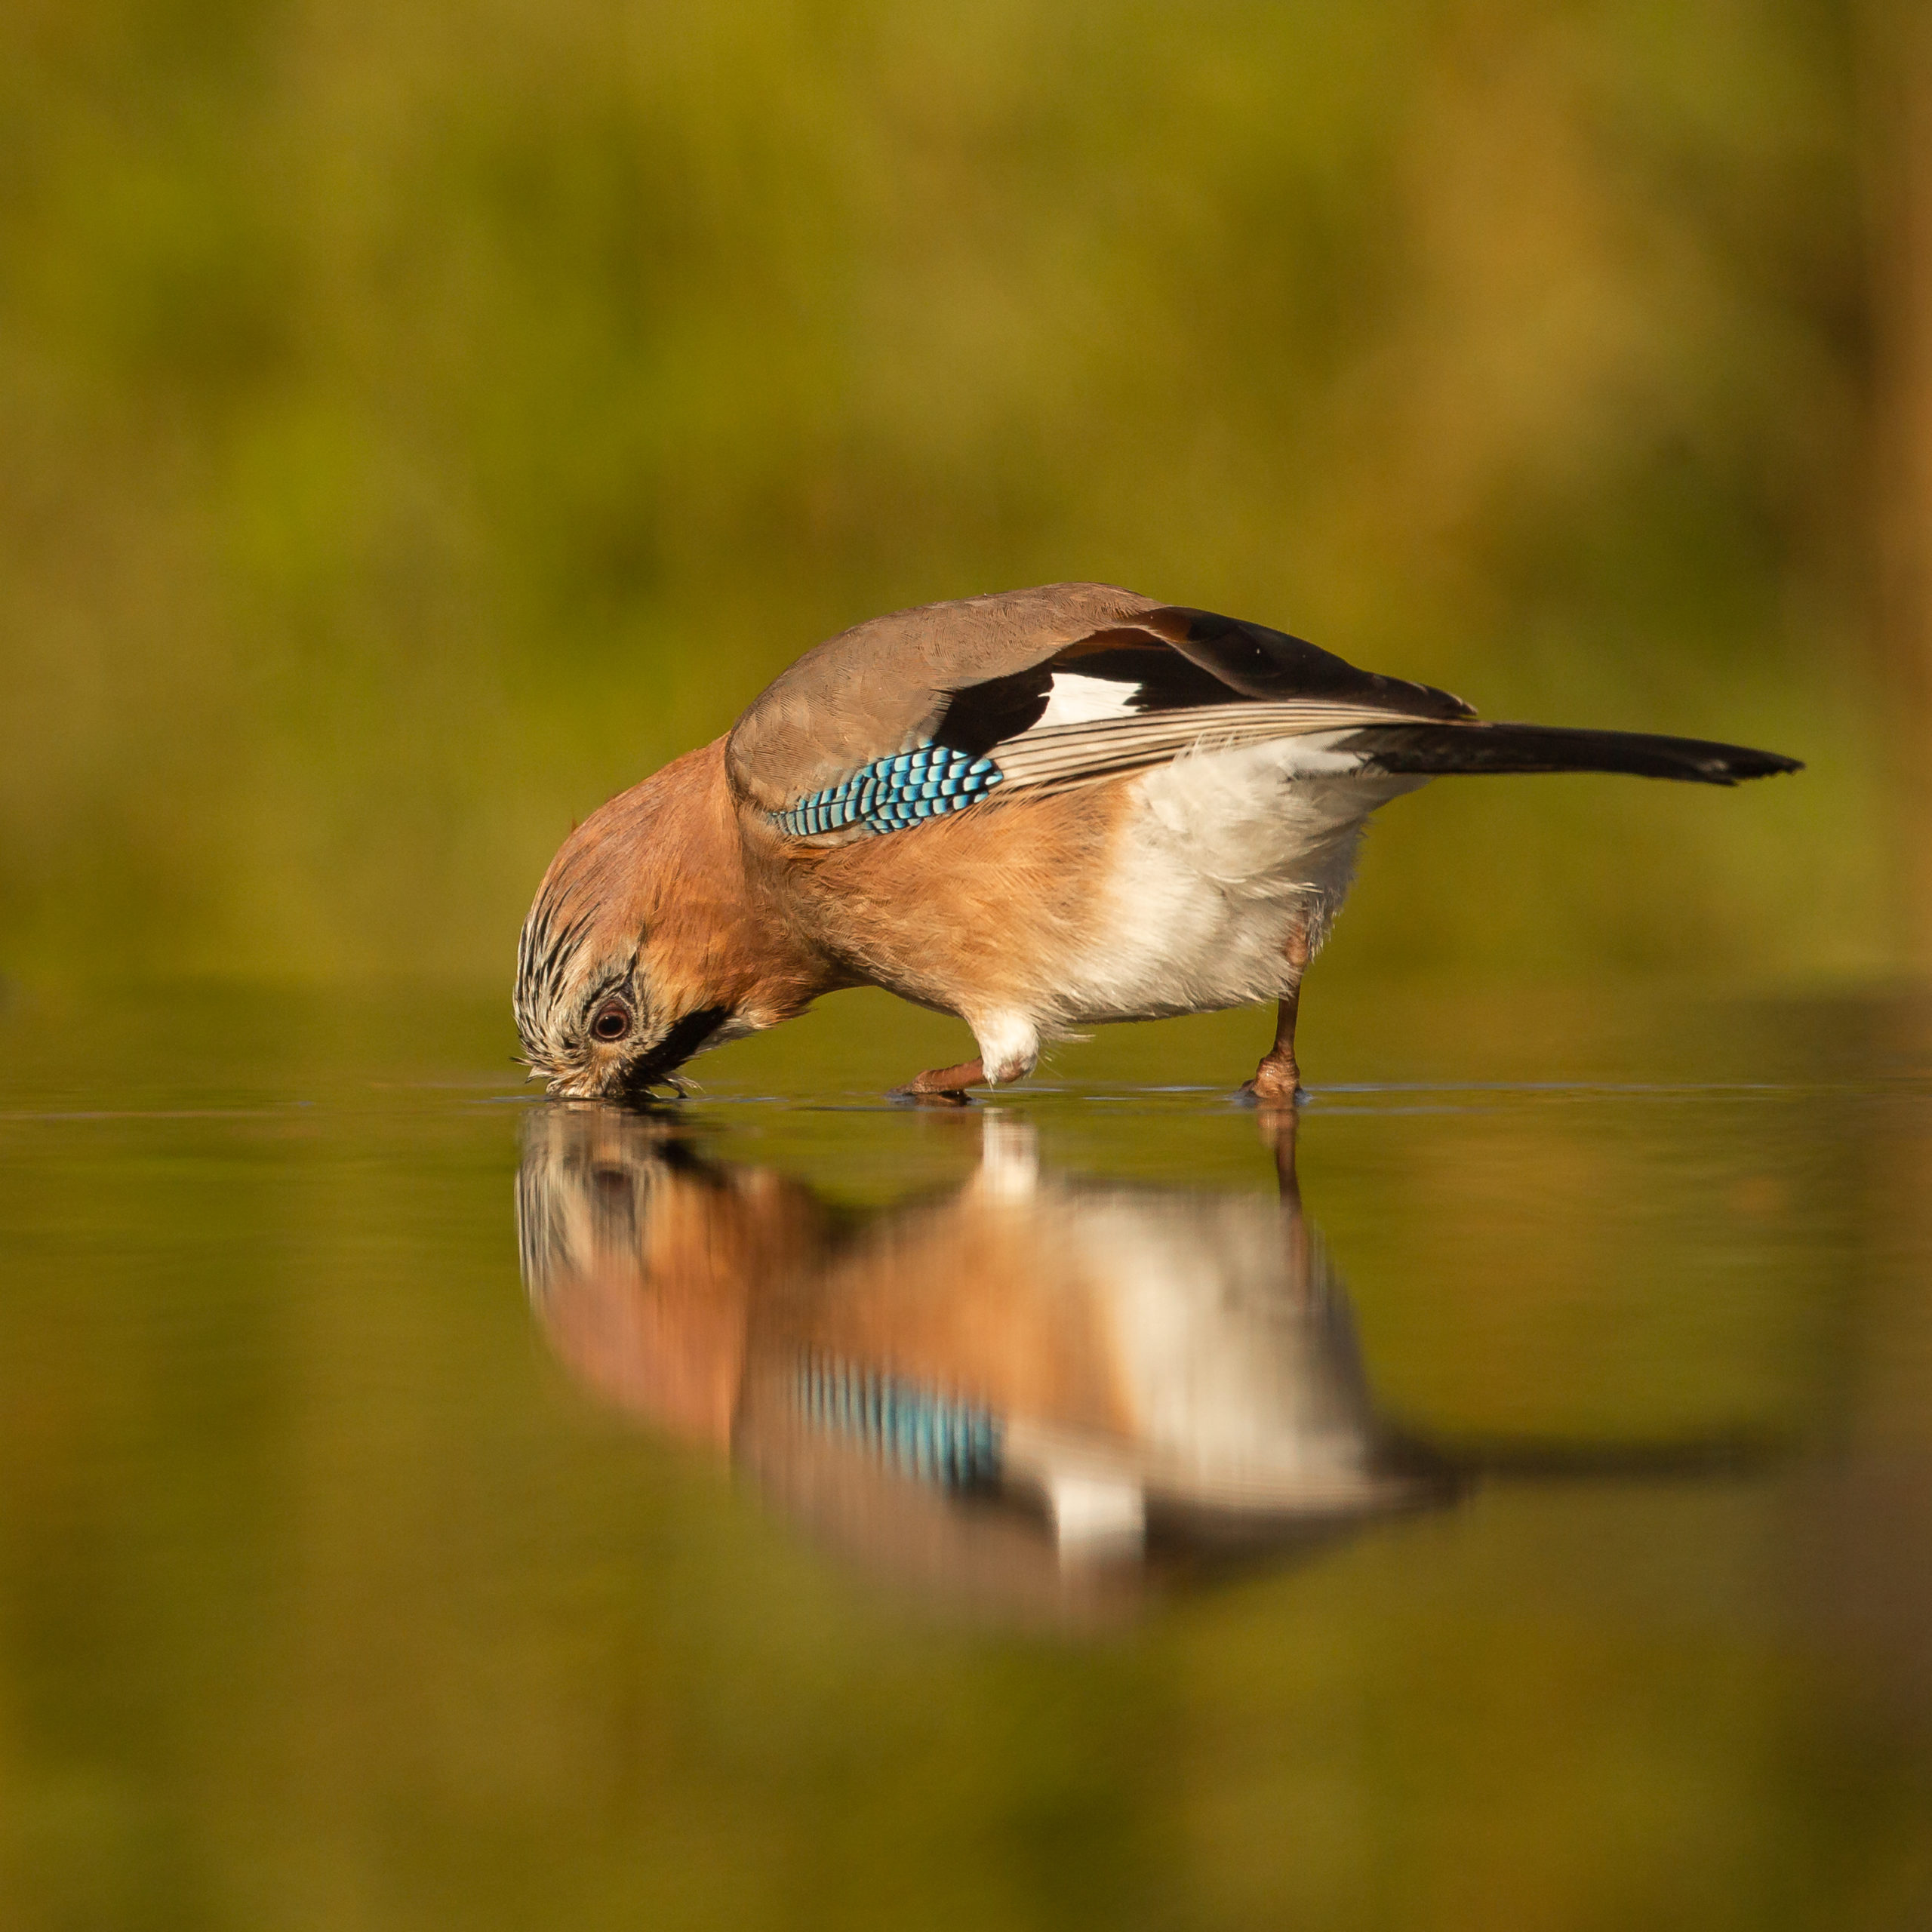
[1242,916,1312,1106]
[893,1015,1035,1104]
[893,1056,985,1103]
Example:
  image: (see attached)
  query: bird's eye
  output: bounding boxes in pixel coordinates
[589,1000,631,1044]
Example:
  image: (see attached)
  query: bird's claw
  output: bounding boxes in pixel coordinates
[888,1083,976,1107]
[1238,1075,1304,1109]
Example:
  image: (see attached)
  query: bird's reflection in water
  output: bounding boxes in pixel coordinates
[516,1108,1456,1622]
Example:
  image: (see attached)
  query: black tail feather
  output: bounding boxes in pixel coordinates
[1338,721,1802,787]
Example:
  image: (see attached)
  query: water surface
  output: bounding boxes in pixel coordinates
[2,983,1927,1929]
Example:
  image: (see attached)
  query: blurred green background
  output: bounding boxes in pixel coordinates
[0,0,1908,991]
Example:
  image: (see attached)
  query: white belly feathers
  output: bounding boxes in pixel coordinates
[1048,736,1425,1028]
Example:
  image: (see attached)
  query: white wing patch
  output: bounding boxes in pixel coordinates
[1034,672,1142,728]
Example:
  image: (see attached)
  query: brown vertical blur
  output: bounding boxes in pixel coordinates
[1867,0,1932,964]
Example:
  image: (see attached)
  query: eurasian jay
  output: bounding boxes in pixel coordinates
[515,583,1798,1102]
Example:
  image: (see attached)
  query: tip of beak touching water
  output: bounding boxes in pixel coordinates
[524,1004,736,1103]
[618,1004,735,1097]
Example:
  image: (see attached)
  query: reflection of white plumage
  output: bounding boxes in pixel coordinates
[515,1105,1451,1619]
[1015,1186,1386,1527]
[795,1112,1432,1557]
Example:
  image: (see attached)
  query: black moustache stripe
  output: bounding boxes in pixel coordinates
[622,1006,731,1094]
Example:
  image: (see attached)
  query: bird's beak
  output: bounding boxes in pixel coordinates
[619,1005,732,1097]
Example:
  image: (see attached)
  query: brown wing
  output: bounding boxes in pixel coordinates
[723,583,1471,820]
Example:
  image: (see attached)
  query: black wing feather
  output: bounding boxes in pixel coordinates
[932,607,1469,758]
[1155,608,1475,720]
[1340,721,1803,786]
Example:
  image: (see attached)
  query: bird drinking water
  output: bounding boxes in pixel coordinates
[514,583,1799,1102]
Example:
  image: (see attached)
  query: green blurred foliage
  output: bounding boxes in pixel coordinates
[0,0,1887,985]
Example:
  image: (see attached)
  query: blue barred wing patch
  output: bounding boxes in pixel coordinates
[771,743,1003,838]
[795,1355,1004,1491]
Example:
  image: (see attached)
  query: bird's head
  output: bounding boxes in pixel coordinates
[515,744,826,1100]
[515,754,744,1099]
[515,891,731,1103]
